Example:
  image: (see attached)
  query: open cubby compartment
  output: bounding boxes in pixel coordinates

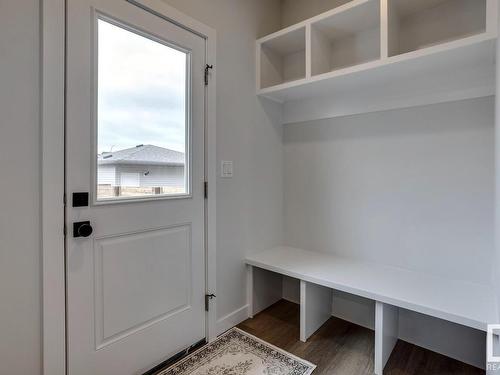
[310,0,381,76]
[259,27,306,89]
[387,0,487,57]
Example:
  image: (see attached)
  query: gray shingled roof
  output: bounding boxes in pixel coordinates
[98,145,185,166]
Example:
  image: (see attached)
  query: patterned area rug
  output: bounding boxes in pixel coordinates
[158,328,316,375]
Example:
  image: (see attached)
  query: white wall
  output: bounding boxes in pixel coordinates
[159,0,284,329]
[0,1,41,374]
[284,97,494,286]
[280,0,351,27]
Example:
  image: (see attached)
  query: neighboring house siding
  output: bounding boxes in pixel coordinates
[97,165,116,185]
[145,166,183,188]
[123,165,184,188]
[98,164,185,188]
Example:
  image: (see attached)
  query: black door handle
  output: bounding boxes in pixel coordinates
[73,221,93,238]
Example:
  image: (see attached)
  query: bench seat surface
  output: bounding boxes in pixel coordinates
[245,246,498,331]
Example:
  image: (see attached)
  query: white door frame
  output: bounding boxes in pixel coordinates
[41,1,217,374]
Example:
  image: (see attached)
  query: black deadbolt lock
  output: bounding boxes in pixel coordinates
[73,192,89,207]
[73,221,93,238]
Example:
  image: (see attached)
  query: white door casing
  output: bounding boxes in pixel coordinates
[66,1,207,374]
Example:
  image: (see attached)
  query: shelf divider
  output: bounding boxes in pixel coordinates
[375,301,399,375]
[305,24,312,79]
[380,0,389,59]
[300,280,332,342]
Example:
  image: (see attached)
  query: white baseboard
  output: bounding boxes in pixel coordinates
[216,305,250,336]
[332,311,374,331]
[282,296,300,304]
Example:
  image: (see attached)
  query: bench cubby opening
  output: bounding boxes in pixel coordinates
[387,0,487,57]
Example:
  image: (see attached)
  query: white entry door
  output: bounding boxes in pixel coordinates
[66,1,206,374]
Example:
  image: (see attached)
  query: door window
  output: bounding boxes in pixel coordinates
[96,18,190,201]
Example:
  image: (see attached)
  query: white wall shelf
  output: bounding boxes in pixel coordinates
[256,0,498,123]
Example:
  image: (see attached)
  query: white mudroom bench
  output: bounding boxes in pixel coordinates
[245,246,498,374]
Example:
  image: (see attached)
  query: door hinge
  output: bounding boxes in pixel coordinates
[205,294,216,311]
[204,64,213,86]
[204,181,208,199]
[63,224,67,237]
[63,193,67,206]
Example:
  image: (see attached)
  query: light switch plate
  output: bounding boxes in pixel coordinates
[221,161,233,178]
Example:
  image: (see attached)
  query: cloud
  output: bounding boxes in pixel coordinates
[97,18,188,154]
[100,85,185,111]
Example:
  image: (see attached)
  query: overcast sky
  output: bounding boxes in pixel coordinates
[98,19,187,154]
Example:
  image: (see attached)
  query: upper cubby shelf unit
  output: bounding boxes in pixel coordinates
[256,0,498,112]
[311,0,381,76]
[387,0,487,57]
[260,27,306,89]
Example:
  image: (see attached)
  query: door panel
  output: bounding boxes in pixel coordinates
[94,225,192,348]
[66,1,206,374]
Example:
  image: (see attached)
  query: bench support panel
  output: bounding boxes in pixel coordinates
[246,265,253,318]
[375,301,399,375]
[487,330,500,374]
[300,280,332,342]
[247,265,283,318]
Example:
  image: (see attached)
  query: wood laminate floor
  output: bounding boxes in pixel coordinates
[237,300,484,375]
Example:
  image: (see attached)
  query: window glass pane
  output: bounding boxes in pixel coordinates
[97,19,188,200]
